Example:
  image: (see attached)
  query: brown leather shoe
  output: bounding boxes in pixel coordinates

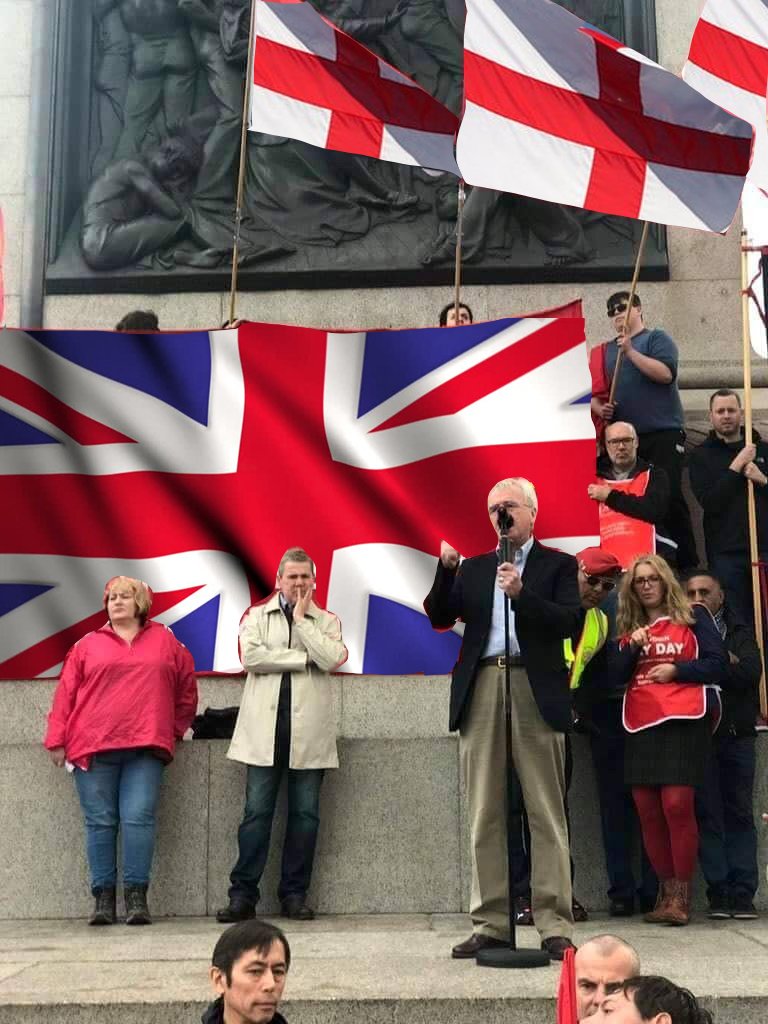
[451,933,508,959]
[659,880,691,926]
[541,936,577,961]
[643,881,674,924]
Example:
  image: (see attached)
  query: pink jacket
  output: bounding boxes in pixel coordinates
[44,621,198,770]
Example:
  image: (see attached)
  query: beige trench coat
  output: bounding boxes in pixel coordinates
[227,593,347,769]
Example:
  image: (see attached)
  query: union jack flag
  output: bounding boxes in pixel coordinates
[0,312,597,678]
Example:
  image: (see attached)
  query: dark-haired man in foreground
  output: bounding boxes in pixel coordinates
[205,919,290,1024]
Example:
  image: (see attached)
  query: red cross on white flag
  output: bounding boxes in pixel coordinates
[249,0,460,176]
[456,0,753,233]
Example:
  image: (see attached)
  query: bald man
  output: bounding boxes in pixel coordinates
[575,934,640,1021]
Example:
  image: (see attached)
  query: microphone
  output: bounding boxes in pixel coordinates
[496,506,514,565]
[497,506,514,535]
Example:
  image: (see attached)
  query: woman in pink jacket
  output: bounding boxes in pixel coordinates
[44,576,198,926]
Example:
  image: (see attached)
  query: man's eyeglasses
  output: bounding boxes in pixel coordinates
[605,436,636,448]
[633,575,662,588]
[584,575,617,592]
[488,500,527,515]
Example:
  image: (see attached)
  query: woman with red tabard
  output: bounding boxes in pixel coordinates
[44,576,197,927]
[615,555,726,926]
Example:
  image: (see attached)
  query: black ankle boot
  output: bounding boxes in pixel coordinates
[89,887,116,926]
[124,884,151,925]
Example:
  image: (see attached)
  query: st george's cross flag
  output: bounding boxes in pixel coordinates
[683,0,768,189]
[249,0,460,176]
[0,311,597,679]
[456,0,753,233]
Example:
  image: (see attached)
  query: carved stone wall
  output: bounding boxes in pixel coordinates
[42,0,668,295]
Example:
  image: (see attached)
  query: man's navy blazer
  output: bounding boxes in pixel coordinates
[424,539,581,733]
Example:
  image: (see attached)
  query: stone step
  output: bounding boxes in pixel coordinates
[0,915,765,1024]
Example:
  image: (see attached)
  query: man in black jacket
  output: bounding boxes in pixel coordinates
[424,476,582,961]
[588,421,676,568]
[688,389,768,627]
[204,919,290,1024]
[684,570,762,920]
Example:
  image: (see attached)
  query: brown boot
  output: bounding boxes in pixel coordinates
[659,880,691,926]
[643,880,674,923]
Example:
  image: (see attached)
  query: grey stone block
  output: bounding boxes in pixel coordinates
[339,676,450,738]
[0,744,209,919]
[43,293,223,331]
[0,4,33,98]
[313,738,461,914]
[207,737,462,916]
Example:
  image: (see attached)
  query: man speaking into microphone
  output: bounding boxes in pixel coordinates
[425,477,582,961]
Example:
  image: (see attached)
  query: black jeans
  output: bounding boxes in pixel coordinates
[588,700,657,908]
[696,734,759,903]
[638,428,699,570]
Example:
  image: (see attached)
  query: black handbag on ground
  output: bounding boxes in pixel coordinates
[192,706,239,740]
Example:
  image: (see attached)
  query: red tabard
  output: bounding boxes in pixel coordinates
[622,617,712,733]
[597,469,655,570]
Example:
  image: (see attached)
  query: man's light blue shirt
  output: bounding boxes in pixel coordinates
[482,536,534,658]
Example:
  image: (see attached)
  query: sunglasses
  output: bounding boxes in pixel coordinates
[607,300,639,318]
[584,575,617,591]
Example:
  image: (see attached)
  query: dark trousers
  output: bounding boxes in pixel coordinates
[709,551,767,634]
[696,734,759,903]
[229,675,324,905]
[588,701,658,908]
[510,737,574,898]
[638,428,699,570]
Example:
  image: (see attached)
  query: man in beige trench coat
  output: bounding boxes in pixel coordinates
[217,547,347,923]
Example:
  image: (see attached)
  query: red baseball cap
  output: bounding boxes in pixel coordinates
[576,547,622,577]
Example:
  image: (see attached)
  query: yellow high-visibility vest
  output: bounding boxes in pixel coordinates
[564,607,609,690]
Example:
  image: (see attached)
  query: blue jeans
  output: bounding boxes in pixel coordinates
[229,764,324,906]
[696,735,759,903]
[74,749,165,892]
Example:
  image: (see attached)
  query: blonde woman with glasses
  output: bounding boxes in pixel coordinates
[614,555,726,926]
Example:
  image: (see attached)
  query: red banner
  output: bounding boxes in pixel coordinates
[597,469,655,569]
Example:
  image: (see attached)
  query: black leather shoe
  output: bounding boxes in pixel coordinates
[281,896,315,920]
[609,898,635,917]
[572,898,588,923]
[515,896,534,926]
[451,933,508,959]
[216,900,256,923]
[541,936,577,961]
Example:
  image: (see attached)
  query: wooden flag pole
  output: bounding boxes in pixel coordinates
[740,230,767,717]
[608,220,650,404]
[452,179,466,324]
[227,0,259,327]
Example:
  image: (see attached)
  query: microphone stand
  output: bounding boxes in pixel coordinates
[477,514,550,969]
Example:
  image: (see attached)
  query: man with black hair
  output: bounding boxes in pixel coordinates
[205,919,290,1024]
[593,975,713,1024]
[590,291,698,570]
[688,388,768,627]
[684,569,761,920]
[438,301,473,326]
[115,310,159,331]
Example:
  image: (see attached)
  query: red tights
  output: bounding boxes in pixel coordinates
[631,785,698,881]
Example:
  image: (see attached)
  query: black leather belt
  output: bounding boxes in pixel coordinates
[479,654,524,668]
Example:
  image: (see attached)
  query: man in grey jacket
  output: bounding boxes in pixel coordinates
[217,548,347,923]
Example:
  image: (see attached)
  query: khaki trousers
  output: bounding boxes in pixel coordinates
[459,664,573,941]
